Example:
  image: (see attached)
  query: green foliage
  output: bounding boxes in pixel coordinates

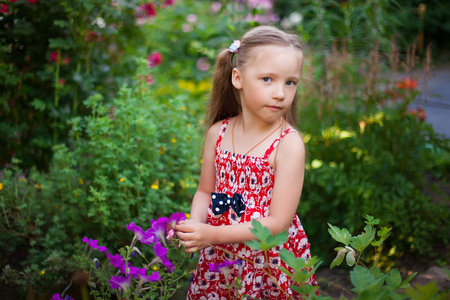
[328,215,446,300]
[245,218,288,251]
[1,0,152,169]
[274,0,402,55]
[0,80,203,297]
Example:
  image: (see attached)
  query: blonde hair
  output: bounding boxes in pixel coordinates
[206,25,304,128]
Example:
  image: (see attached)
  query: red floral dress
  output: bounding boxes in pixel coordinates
[187,119,317,300]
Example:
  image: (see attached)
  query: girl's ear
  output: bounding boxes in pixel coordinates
[231,68,243,90]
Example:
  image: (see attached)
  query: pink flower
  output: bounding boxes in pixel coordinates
[162,0,175,8]
[58,79,65,86]
[196,57,210,72]
[27,0,38,3]
[49,52,59,62]
[145,74,154,84]
[0,4,9,13]
[147,52,162,68]
[63,57,70,65]
[138,3,157,18]
[10,0,18,3]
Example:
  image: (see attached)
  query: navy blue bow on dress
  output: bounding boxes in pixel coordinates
[211,192,246,217]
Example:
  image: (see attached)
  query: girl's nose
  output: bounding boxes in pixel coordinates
[272,84,285,100]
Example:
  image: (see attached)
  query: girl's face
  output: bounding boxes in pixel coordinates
[232,45,303,124]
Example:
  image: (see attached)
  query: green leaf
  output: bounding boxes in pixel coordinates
[328,223,351,246]
[31,98,46,111]
[49,38,75,50]
[398,272,417,289]
[404,281,444,300]
[244,219,288,251]
[364,215,380,225]
[350,265,386,294]
[385,268,402,288]
[330,247,348,269]
[350,224,374,252]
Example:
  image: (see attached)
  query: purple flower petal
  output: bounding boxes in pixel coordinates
[154,242,175,273]
[82,236,108,253]
[148,217,169,243]
[131,267,161,282]
[127,222,155,245]
[168,212,186,227]
[109,275,130,291]
[107,252,126,273]
[208,259,240,273]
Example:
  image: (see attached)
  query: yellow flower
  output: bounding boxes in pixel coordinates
[0,183,3,191]
[152,266,158,271]
[185,213,190,219]
[151,184,159,190]
[40,270,45,275]
[200,159,203,164]
[79,179,84,185]
[120,178,125,182]
[187,123,191,127]
[159,148,165,155]
[74,192,79,198]
[171,138,177,143]
[35,184,43,189]
[181,106,187,111]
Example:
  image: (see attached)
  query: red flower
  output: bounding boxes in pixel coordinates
[10,0,17,3]
[58,79,65,86]
[0,4,9,13]
[63,57,70,65]
[85,30,103,42]
[27,0,38,3]
[138,3,157,18]
[147,52,162,68]
[397,78,418,89]
[49,51,59,62]
[408,106,427,122]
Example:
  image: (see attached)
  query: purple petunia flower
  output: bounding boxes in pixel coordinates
[107,252,126,273]
[51,293,74,300]
[168,212,186,228]
[208,259,240,273]
[154,242,175,273]
[82,236,108,253]
[109,274,131,291]
[148,217,169,245]
[126,222,156,245]
[131,266,161,282]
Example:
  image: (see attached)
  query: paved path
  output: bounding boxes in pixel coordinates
[411,66,450,138]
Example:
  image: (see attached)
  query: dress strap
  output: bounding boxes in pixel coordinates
[263,128,298,159]
[216,118,230,153]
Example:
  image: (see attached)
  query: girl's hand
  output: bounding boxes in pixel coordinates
[174,222,213,253]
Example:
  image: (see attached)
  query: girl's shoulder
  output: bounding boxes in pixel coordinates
[278,124,305,155]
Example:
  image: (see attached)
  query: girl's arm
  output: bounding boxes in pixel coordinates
[186,122,221,224]
[175,131,305,253]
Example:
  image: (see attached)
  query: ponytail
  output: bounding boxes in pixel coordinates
[206,49,241,128]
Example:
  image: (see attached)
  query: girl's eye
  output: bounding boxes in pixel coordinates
[262,77,271,83]
[286,80,297,86]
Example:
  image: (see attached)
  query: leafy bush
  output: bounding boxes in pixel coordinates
[0,78,204,297]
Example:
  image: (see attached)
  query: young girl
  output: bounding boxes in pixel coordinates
[174,25,317,299]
